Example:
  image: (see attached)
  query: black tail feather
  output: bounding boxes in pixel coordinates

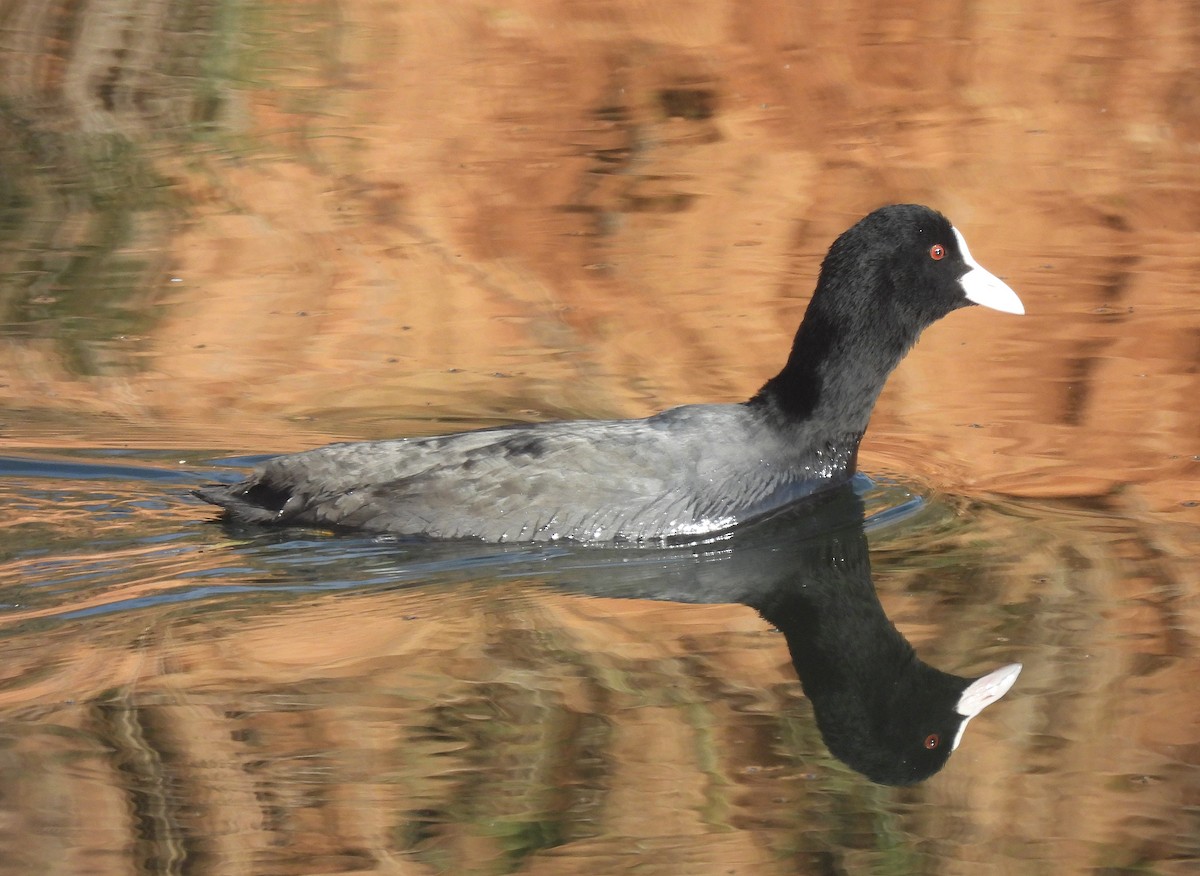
[192,484,285,525]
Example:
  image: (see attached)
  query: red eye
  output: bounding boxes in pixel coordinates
[924,734,940,750]
[930,244,946,260]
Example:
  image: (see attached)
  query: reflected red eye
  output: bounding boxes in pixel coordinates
[930,244,946,260]
[924,734,940,750]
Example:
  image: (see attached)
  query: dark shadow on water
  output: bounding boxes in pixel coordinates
[527,484,1020,786]
[1,450,1021,785]
[195,473,1020,786]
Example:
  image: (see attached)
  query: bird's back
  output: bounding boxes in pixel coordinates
[196,403,848,542]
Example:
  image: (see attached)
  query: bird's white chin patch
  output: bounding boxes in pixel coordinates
[953,227,1025,315]
[951,662,1023,750]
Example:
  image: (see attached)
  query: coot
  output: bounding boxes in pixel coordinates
[196,204,1023,542]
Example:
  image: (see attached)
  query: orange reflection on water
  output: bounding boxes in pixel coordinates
[0,0,1198,873]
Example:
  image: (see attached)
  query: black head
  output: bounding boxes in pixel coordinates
[753,204,1022,425]
[813,204,1024,342]
[814,661,1023,786]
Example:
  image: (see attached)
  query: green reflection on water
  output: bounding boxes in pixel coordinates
[0,0,345,376]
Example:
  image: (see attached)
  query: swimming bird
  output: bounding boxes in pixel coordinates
[195,204,1023,542]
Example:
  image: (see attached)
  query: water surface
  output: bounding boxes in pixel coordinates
[1,1,1198,874]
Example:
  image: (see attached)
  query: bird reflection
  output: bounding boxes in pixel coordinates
[539,483,1021,786]
[233,480,1020,785]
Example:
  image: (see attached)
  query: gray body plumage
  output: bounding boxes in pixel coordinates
[198,405,858,542]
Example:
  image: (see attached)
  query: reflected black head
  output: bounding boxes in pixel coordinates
[813,660,975,786]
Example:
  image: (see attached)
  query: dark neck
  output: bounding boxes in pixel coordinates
[751,529,926,780]
[753,531,916,706]
[747,290,915,444]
